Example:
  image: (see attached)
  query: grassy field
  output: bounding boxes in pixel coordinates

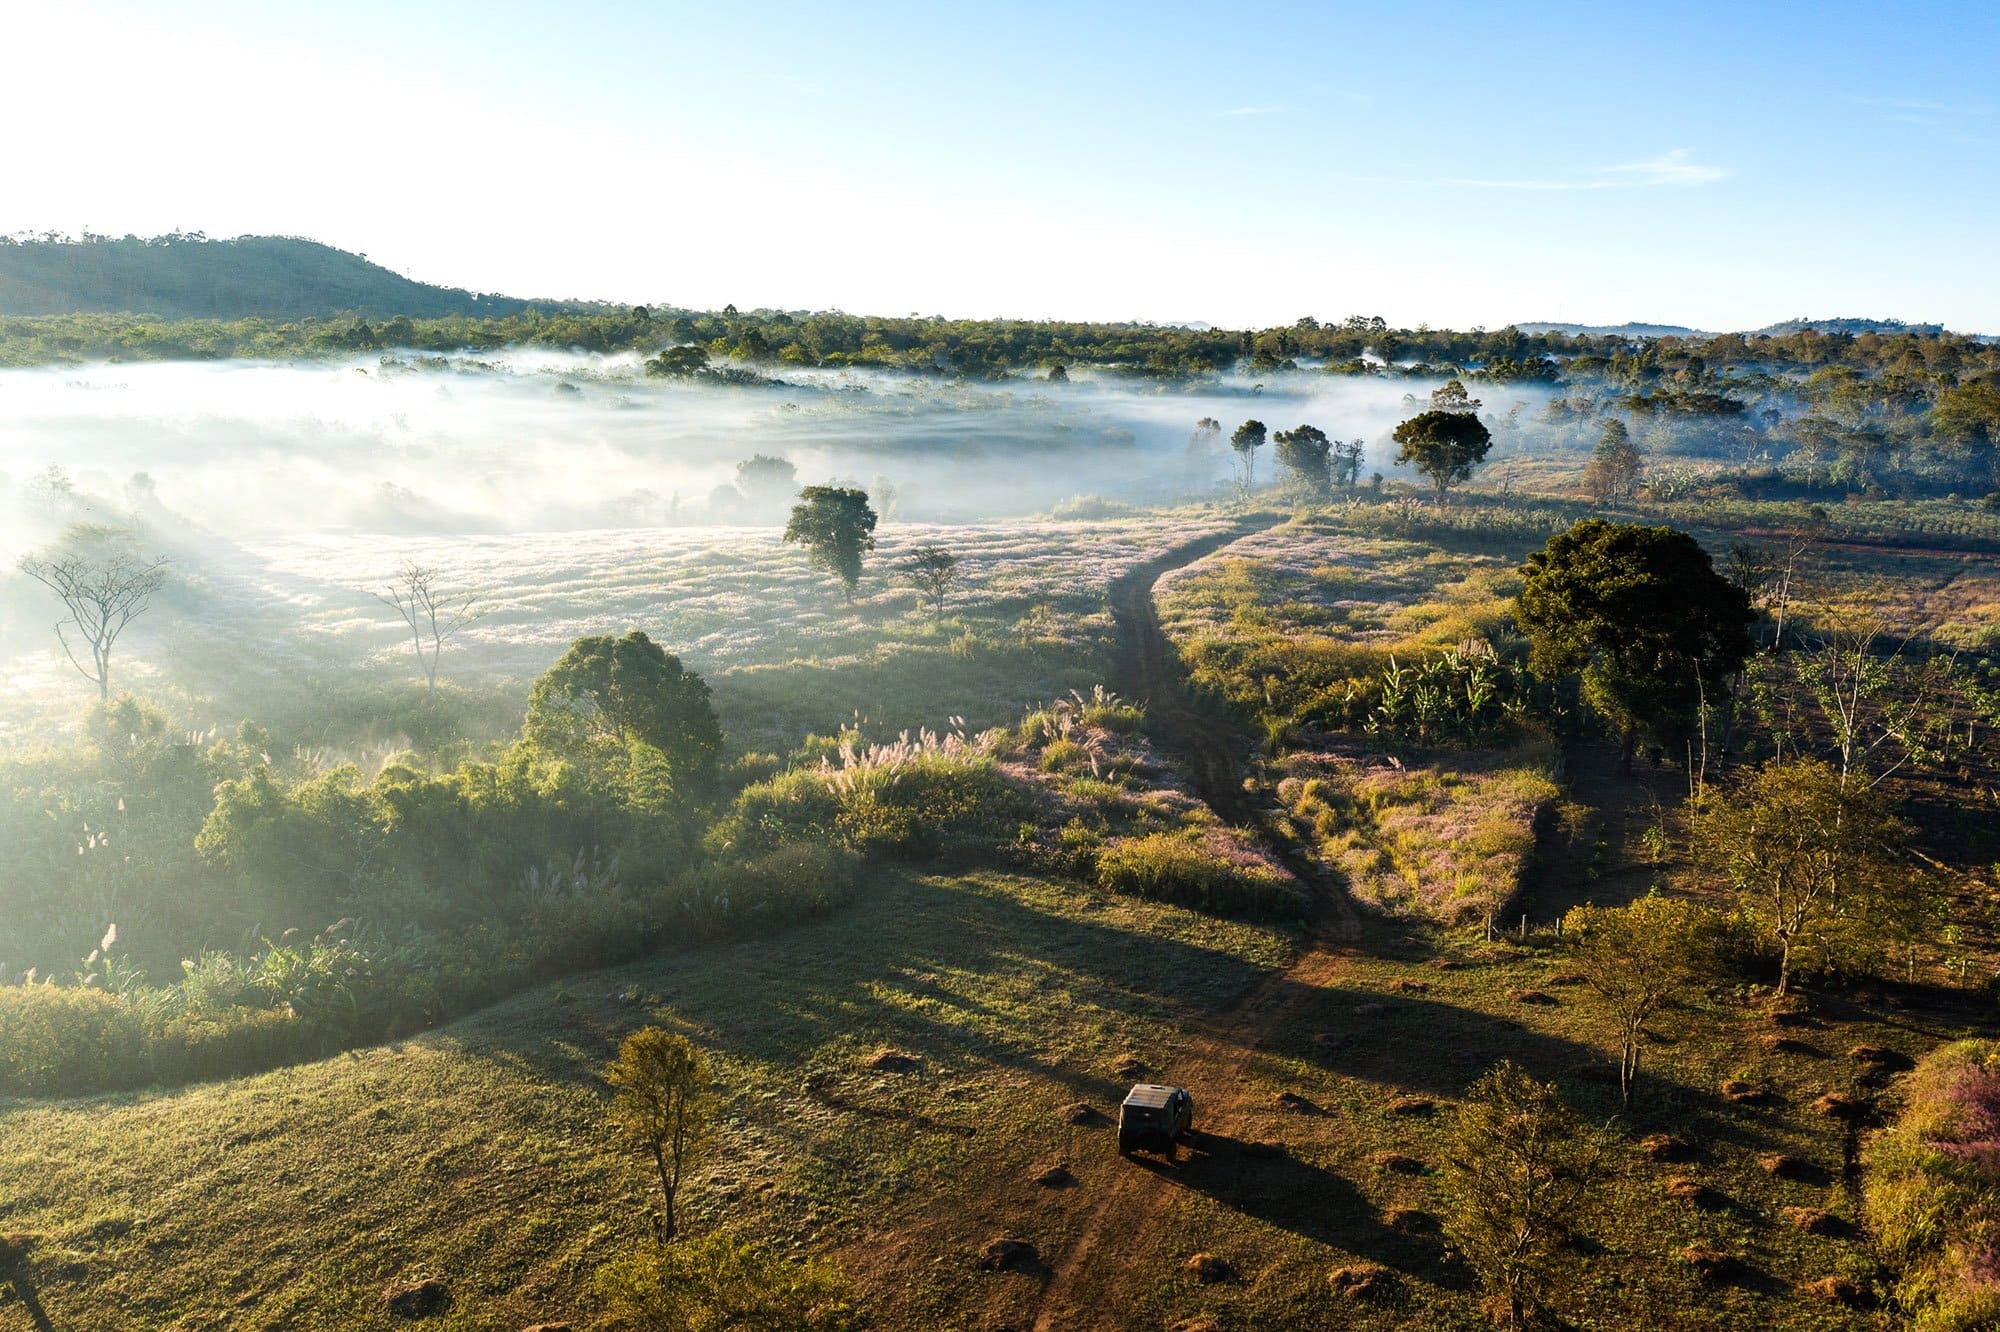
[0,867,1293,1330]
[0,855,1964,1330]
[0,512,1242,753]
[2,496,1995,1329]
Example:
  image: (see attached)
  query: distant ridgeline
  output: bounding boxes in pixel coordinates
[0,232,536,321]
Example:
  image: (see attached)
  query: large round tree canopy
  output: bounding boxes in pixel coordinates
[524,630,722,792]
[1515,519,1753,759]
[1391,409,1492,498]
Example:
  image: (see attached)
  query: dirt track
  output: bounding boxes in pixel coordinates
[1025,520,1363,1332]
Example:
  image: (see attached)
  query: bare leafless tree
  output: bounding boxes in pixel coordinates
[20,538,169,701]
[373,562,488,697]
[1798,608,1966,788]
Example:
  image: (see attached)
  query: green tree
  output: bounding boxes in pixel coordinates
[645,344,709,378]
[1581,418,1643,503]
[1702,758,1921,995]
[524,631,722,802]
[1516,520,1754,769]
[1442,1061,1602,1330]
[784,486,878,599]
[1229,419,1267,491]
[1272,423,1333,500]
[1931,379,2000,451]
[1430,377,1482,413]
[605,1026,714,1243]
[1561,895,1714,1105]
[1391,410,1492,502]
[896,543,961,617]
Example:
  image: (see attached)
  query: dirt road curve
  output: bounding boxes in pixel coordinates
[1026,521,1362,1332]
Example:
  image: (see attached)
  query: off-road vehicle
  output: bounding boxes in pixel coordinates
[1118,1083,1193,1156]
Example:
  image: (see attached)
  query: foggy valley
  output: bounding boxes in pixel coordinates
[3,5,1999,1330]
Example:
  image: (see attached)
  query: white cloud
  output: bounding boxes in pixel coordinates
[1444,148,1728,191]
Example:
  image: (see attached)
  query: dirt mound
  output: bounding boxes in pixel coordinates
[979,1237,1038,1271]
[1782,1207,1849,1237]
[1664,1177,1727,1209]
[1757,1152,1817,1181]
[1273,1090,1322,1115]
[1848,1044,1911,1070]
[1677,1245,1740,1282]
[1639,1133,1692,1162]
[864,1047,921,1073]
[1369,1151,1425,1175]
[1111,1052,1148,1078]
[1328,1264,1391,1300]
[1386,1095,1435,1116]
[1183,1252,1233,1283]
[1507,988,1556,1005]
[1813,1091,1871,1122]
[1719,1079,1772,1105]
[1056,1102,1103,1126]
[1032,1164,1075,1188]
[383,1278,450,1319]
[1384,1207,1438,1232]
[1803,1275,1868,1306]
[1762,1035,1823,1057]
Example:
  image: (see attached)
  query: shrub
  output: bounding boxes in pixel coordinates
[1865,1039,2000,1330]
[1039,738,1088,772]
[685,845,860,933]
[712,729,1026,860]
[1094,830,1302,916]
[0,983,307,1096]
[0,984,145,1097]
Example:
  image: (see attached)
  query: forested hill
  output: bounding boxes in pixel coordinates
[0,234,538,320]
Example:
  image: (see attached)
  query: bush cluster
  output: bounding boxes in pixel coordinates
[712,734,1029,861]
[1093,830,1303,916]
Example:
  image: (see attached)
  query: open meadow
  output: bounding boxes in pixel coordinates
[2,327,1998,1332]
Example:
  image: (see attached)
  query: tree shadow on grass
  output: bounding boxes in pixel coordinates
[443,867,1283,1108]
[0,1244,56,1332]
[1260,980,1792,1157]
[1122,1129,1465,1287]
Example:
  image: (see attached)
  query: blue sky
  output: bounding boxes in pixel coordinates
[8,1,1997,330]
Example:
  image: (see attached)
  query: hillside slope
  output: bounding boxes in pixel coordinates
[0,234,535,320]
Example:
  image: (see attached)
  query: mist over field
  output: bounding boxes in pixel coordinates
[0,352,1504,733]
[0,351,1452,552]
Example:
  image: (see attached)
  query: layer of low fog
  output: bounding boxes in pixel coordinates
[0,349,1557,732]
[0,349,1475,545]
